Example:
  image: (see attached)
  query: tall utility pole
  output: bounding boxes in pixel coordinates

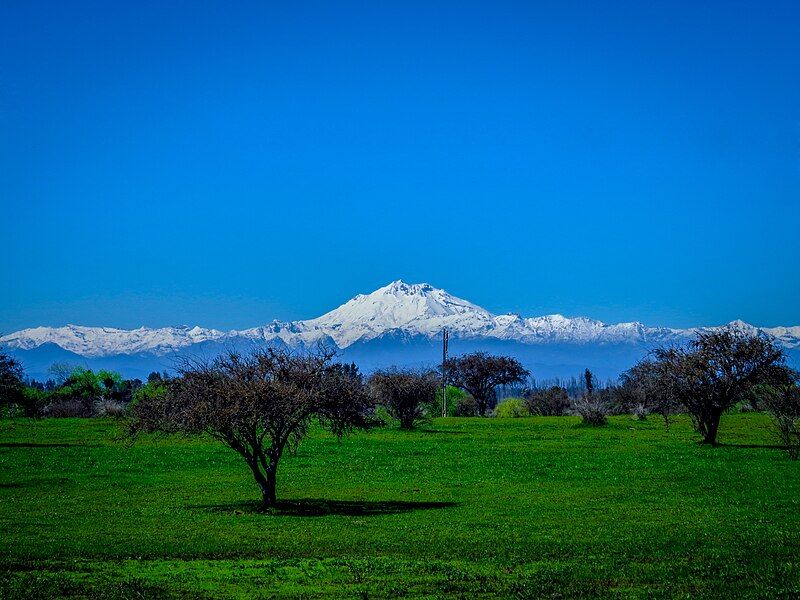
[441,328,449,417]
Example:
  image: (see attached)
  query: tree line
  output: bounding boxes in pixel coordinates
[1,326,799,508]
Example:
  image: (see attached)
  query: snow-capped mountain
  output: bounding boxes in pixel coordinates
[2,281,799,379]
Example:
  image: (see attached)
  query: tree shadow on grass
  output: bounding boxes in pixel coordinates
[191,498,458,516]
[418,428,467,435]
[718,443,789,450]
[0,442,96,448]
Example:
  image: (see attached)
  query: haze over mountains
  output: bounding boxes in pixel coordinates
[3,281,799,381]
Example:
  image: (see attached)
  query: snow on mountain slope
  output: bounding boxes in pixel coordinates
[2,280,799,357]
[302,281,495,346]
[0,324,227,357]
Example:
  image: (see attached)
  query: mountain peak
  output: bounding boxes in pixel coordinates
[379,280,435,296]
[2,282,799,359]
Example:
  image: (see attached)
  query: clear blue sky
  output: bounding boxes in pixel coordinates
[2,0,798,332]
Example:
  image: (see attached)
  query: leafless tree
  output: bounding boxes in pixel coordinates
[652,329,786,445]
[444,352,529,416]
[127,347,373,508]
[619,359,682,430]
[761,369,800,459]
[573,369,609,425]
[524,386,570,416]
[369,368,439,429]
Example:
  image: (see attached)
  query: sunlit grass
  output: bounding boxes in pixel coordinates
[1,413,799,598]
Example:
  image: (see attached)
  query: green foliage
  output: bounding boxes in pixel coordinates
[2,414,799,597]
[52,367,104,402]
[131,378,168,409]
[20,386,49,417]
[434,385,465,416]
[493,397,529,418]
[0,352,24,410]
[45,367,130,417]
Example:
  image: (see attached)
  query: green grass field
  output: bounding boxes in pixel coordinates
[1,414,799,598]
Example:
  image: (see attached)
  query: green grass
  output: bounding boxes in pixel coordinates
[1,414,799,598]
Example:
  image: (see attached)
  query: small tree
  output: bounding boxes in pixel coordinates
[0,352,25,415]
[444,352,529,416]
[583,369,595,396]
[369,368,439,429]
[128,348,373,508]
[524,386,570,416]
[574,369,608,425]
[619,359,681,430]
[434,385,465,417]
[653,329,786,445]
[761,370,800,460]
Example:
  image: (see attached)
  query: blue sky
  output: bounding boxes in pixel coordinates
[2,0,798,332]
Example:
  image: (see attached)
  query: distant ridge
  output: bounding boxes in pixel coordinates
[3,281,799,379]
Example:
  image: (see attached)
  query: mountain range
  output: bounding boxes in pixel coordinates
[3,280,799,381]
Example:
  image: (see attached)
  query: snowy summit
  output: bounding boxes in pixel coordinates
[2,280,799,359]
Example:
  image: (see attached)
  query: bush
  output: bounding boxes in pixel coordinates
[573,396,609,426]
[453,394,479,417]
[96,400,127,418]
[43,399,93,418]
[525,386,570,416]
[494,398,529,418]
[633,403,649,420]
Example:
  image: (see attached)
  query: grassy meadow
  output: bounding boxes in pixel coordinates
[1,414,799,598]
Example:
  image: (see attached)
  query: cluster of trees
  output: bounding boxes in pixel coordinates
[0,356,168,419]
[618,329,797,447]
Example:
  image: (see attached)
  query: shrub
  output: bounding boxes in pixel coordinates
[573,396,609,426]
[453,394,479,417]
[96,400,127,418]
[494,398,529,418]
[524,386,570,416]
[43,399,92,418]
[633,403,649,420]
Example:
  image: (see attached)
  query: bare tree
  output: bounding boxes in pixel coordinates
[369,368,439,429]
[653,329,786,445]
[761,370,800,460]
[128,348,373,508]
[619,359,681,430]
[524,386,570,416]
[573,369,609,425]
[444,352,529,416]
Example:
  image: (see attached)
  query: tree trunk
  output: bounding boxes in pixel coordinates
[702,410,722,446]
[248,458,277,509]
[264,461,278,507]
